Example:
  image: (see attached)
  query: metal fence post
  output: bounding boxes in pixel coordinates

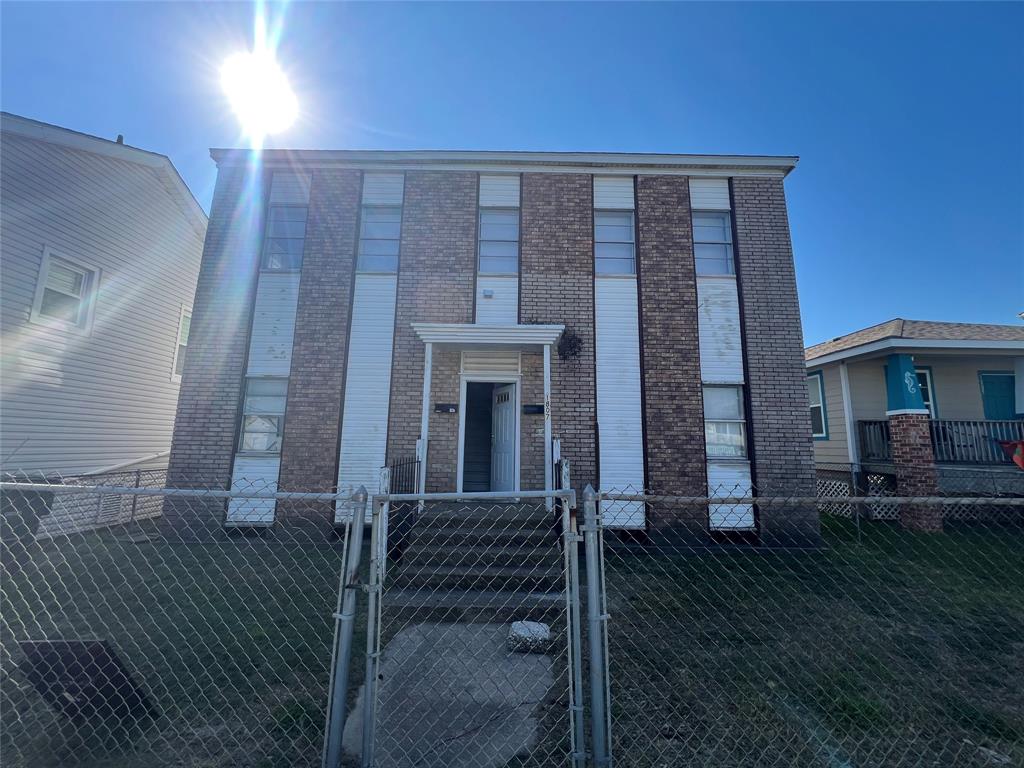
[323,486,368,768]
[560,463,587,768]
[582,485,611,766]
[361,494,386,767]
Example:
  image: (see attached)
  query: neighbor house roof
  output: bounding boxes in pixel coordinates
[1,112,207,238]
[209,148,799,178]
[806,319,1024,365]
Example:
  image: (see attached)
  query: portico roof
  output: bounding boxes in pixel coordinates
[411,323,564,349]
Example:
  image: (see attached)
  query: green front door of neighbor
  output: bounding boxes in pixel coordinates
[980,373,1016,420]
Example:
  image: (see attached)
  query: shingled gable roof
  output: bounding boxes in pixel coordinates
[806,319,1024,362]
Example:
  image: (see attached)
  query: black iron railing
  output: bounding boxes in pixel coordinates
[387,456,419,494]
[857,419,1024,465]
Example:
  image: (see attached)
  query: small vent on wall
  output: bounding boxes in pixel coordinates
[461,350,521,375]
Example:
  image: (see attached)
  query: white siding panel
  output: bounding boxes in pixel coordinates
[461,349,521,375]
[697,278,744,383]
[689,178,731,210]
[594,176,635,209]
[226,455,280,525]
[246,272,300,376]
[595,278,645,527]
[475,275,519,324]
[479,175,520,207]
[336,274,398,523]
[708,461,754,530]
[362,173,405,206]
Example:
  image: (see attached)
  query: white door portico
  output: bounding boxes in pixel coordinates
[411,323,564,495]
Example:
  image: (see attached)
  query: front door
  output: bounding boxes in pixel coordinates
[491,384,516,492]
[980,373,1016,420]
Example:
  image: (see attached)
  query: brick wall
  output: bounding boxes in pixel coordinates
[166,163,262,496]
[520,350,546,490]
[520,173,596,492]
[636,175,706,526]
[385,171,477,491]
[889,412,942,532]
[732,177,818,544]
[278,169,361,505]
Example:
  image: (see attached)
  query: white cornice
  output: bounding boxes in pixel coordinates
[412,323,564,348]
[209,148,799,178]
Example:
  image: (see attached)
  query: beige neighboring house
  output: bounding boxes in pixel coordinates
[806,319,1024,492]
[0,113,207,534]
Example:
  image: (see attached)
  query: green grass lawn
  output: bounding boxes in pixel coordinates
[602,516,1024,767]
[3,515,1022,767]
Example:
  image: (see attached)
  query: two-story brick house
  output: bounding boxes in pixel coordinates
[167,150,815,542]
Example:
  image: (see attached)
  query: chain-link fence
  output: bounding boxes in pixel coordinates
[2,471,1023,767]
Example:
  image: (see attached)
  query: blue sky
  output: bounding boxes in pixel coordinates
[2,1,1021,345]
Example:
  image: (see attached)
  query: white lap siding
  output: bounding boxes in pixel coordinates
[691,178,754,530]
[594,176,644,527]
[336,173,404,523]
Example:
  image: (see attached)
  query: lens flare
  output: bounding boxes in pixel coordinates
[220,49,297,145]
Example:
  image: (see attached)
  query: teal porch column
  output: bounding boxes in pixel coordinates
[885,354,928,415]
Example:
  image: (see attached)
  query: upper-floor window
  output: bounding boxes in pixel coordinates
[262,172,310,272]
[704,385,747,458]
[30,248,99,333]
[239,377,288,453]
[915,368,935,418]
[594,211,635,275]
[172,308,192,381]
[807,373,828,438]
[693,211,734,276]
[358,206,402,272]
[478,209,519,274]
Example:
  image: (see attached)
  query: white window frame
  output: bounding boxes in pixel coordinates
[693,210,736,276]
[238,377,288,455]
[916,368,936,418]
[357,204,403,273]
[807,372,828,438]
[594,209,636,276]
[171,305,192,383]
[29,246,100,334]
[703,385,748,459]
[478,207,520,275]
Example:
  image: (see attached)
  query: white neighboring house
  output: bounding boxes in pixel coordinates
[0,113,207,535]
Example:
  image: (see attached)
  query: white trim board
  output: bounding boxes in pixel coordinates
[456,374,521,495]
[807,338,1024,367]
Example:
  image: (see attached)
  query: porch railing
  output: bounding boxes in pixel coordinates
[857,419,1024,465]
[387,455,420,495]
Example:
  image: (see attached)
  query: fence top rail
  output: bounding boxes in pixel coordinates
[374,489,576,504]
[600,492,1024,507]
[0,481,356,502]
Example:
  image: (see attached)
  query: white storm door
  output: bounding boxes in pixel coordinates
[491,384,516,492]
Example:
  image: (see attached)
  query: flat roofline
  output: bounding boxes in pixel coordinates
[209,148,799,177]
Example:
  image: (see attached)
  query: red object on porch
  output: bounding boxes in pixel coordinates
[998,440,1024,471]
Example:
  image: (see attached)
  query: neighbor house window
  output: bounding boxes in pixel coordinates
[594,211,635,274]
[358,206,402,272]
[704,385,747,457]
[239,378,288,453]
[31,248,99,332]
[807,372,828,438]
[916,368,935,417]
[262,172,310,271]
[693,211,735,275]
[478,209,519,273]
[172,308,192,380]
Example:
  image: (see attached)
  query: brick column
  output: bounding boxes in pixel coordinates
[636,175,706,527]
[889,413,941,531]
[166,162,263,494]
[385,171,477,492]
[732,177,818,545]
[520,173,596,493]
[277,169,361,515]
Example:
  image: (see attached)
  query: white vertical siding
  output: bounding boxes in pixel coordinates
[697,278,744,383]
[336,274,398,523]
[226,455,280,525]
[689,178,731,210]
[479,175,520,207]
[475,275,519,324]
[595,278,645,527]
[593,176,635,209]
[707,461,755,530]
[246,272,301,376]
[362,173,405,206]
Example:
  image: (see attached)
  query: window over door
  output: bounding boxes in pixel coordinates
[478,209,519,274]
[594,211,635,275]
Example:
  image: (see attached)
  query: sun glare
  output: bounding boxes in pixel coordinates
[220,50,297,146]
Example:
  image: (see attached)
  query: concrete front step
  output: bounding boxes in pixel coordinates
[405,524,555,548]
[417,503,552,526]
[390,563,563,592]
[404,543,561,569]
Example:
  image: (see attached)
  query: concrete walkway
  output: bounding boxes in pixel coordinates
[342,622,554,768]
